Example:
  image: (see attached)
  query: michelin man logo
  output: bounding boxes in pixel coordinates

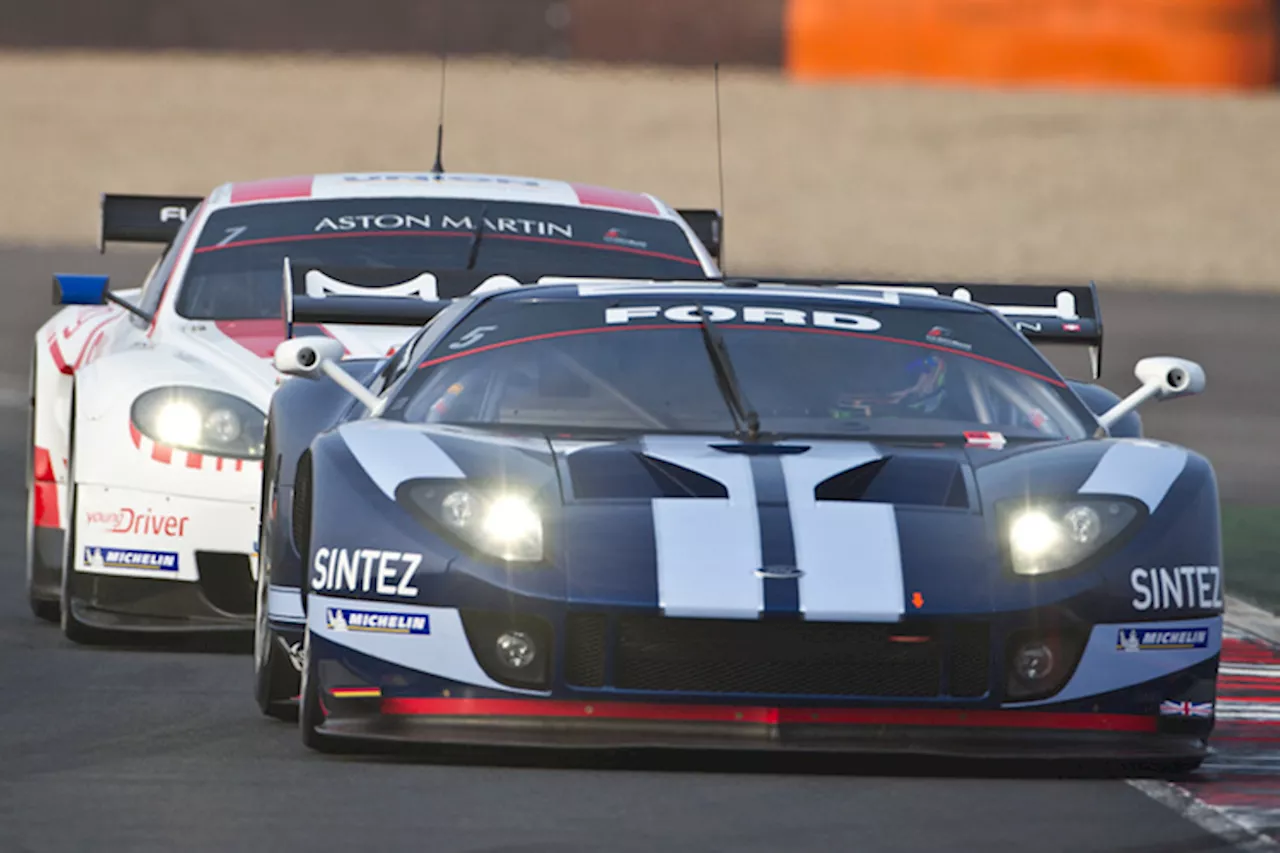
[1118,629,1141,653]
[305,270,440,301]
[326,609,349,632]
[86,547,107,571]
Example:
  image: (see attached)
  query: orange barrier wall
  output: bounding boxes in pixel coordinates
[786,0,1279,90]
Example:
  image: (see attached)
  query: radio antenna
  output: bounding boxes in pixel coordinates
[431,53,448,175]
[713,61,727,268]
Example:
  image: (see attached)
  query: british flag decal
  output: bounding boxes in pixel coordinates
[1159,700,1214,718]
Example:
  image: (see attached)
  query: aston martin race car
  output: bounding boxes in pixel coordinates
[259,273,1222,767]
[29,172,722,642]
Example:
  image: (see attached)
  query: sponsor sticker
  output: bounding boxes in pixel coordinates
[1130,566,1223,612]
[925,325,972,351]
[311,548,423,598]
[1159,700,1214,718]
[83,546,179,572]
[325,607,430,635]
[313,213,573,239]
[604,304,883,332]
[1116,627,1209,652]
[602,227,648,249]
[964,431,1007,450]
[86,508,190,537]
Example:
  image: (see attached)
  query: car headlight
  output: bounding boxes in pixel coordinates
[999,498,1142,576]
[401,480,544,563]
[131,387,266,460]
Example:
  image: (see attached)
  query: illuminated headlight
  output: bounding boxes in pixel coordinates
[1000,499,1141,576]
[131,387,266,459]
[404,481,544,563]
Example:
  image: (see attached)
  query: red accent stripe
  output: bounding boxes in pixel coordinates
[128,422,142,448]
[379,698,1156,732]
[235,459,244,472]
[569,183,660,215]
[151,443,173,464]
[48,336,72,375]
[229,175,315,205]
[216,457,224,472]
[33,483,59,528]
[417,322,1066,387]
[212,319,291,358]
[191,229,701,267]
[33,447,55,482]
[185,452,203,469]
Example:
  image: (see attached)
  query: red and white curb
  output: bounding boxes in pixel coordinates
[1131,598,1280,850]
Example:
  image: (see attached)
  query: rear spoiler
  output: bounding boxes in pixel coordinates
[676,209,722,262]
[281,259,528,338]
[99,193,203,252]
[756,277,1104,379]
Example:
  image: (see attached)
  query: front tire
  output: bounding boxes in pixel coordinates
[298,630,338,753]
[255,573,300,721]
[254,426,300,720]
[26,349,60,623]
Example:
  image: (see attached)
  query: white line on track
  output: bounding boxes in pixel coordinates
[1127,779,1280,852]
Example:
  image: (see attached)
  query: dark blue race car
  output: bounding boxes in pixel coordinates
[255,270,1221,769]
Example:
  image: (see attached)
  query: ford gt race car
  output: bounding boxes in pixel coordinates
[28,172,722,643]
[260,274,1222,768]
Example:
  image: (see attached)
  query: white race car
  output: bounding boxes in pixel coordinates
[28,172,722,642]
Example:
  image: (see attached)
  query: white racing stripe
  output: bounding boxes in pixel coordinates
[338,422,464,499]
[781,443,905,622]
[267,584,306,622]
[642,436,762,619]
[1077,440,1188,512]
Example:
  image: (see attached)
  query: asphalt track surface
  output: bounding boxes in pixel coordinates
[0,245,1275,853]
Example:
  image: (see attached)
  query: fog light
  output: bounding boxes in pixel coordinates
[495,630,536,669]
[1013,641,1055,682]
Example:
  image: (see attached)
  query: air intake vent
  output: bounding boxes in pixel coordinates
[815,455,970,508]
[568,449,728,499]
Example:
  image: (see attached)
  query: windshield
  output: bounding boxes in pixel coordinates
[176,199,706,320]
[383,293,1092,441]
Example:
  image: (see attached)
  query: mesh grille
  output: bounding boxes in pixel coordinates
[563,615,993,700]
[946,622,991,698]
[613,617,942,698]
[564,613,608,687]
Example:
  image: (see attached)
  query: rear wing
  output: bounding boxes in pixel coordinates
[281,259,527,337]
[675,209,722,262]
[99,193,203,252]
[757,277,1104,379]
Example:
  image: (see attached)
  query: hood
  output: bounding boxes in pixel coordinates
[338,423,1196,621]
[156,318,419,406]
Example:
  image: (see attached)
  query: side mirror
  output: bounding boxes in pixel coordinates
[53,274,110,306]
[1133,356,1206,401]
[273,336,381,413]
[1097,356,1205,430]
[273,336,346,378]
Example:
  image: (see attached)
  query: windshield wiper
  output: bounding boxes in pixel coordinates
[695,303,760,441]
[464,205,488,270]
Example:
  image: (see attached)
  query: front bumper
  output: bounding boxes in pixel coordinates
[316,693,1208,761]
[306,602,1221,760]
[66,482,258,632]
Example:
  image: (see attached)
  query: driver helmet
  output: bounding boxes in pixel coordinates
[832,354,948,418]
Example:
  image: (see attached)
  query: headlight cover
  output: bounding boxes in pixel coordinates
[998,498,1142,576]
[131,387,266,460]
[400,479,544,563]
